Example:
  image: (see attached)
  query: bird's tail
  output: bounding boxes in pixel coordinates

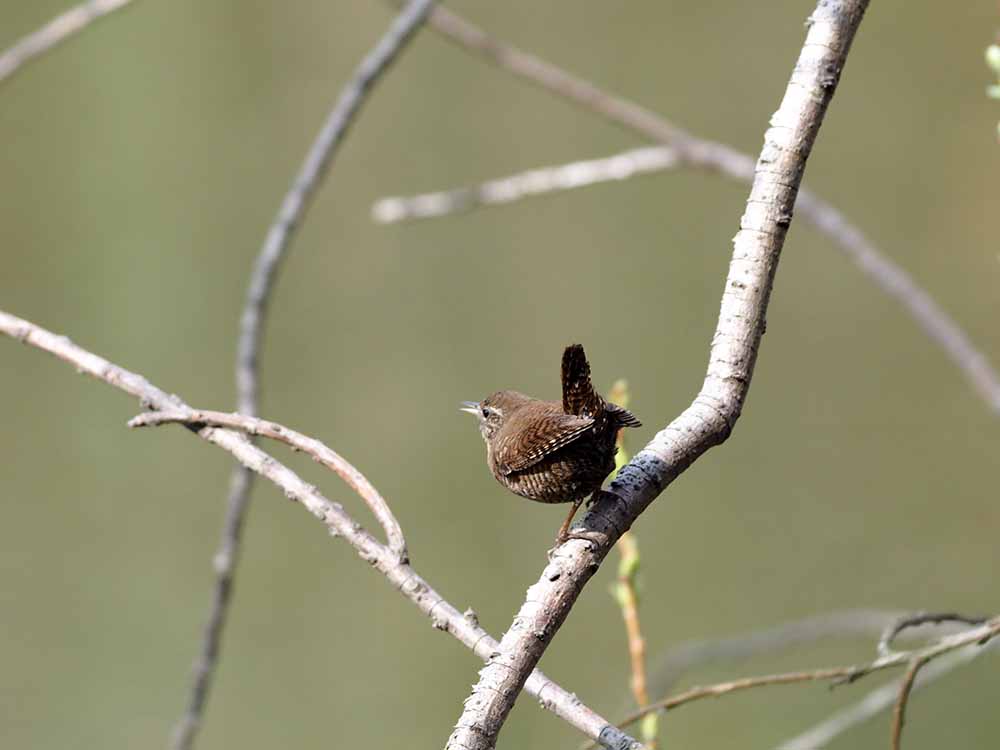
[561,344,602,417]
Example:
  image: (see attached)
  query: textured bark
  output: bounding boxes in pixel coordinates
[444,2,872,748]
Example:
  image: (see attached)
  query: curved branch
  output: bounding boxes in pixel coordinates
[0,0,136,85]
[0,308,640,750]
[129,408,406,554]
[890,657,925,750]
[443,3,871,748]
[173,2,435,748]
[385,5,1000,416]
[878,611,987,658]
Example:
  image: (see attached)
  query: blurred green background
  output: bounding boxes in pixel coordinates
[1,1,997,748]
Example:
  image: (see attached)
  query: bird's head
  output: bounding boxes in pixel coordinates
[460,390,532,441]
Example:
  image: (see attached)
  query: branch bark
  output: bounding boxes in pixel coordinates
[171,2,436,747]
[0,309,640,750]
[443,3,871,748]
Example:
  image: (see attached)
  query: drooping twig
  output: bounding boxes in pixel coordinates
[0,0,136,85]
[647,609,910,698]
[443,4,871,749]
[379,5,1000,417]
[173,2,436,747]
[890,657,926,750]
[606,616,1000,735]
[129,408,406,554]
[0,309,640,750]
[773,640,997,750]
[878,611,987,658]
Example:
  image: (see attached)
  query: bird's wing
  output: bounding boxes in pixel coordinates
[494,413,594,475]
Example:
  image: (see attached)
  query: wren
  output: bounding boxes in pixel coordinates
[462,344,641,544]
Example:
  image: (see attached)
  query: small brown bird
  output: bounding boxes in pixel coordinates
[462,344,641,543]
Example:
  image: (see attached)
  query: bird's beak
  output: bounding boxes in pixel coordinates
[459,401,480,415]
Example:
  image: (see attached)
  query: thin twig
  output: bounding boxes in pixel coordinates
[383,5,1000,416]
[172,2,436,748]
[878,611,987,658]
[0,309,640,750]
[773,642,997,750]
[372,146,679,222]
[443,4,871,749]
[647,609,910,698]
[606,616,1000,735]
[0,0,136,85]
[890,657,927,750]
[128,408,406,554]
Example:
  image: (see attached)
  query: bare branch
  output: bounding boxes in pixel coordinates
[0,309,639,750]
[420,5,684,143]
[386,6,1000,416]
[606,617,1000,736]
[373,146,679,222]
[128,409,406,555]
[236,0,436,420]
[773,641,997,750]
[443,4,871,749]
[890,657,926,750]
[0,0,136,85]
[171,2,438,747]
[648,609,909,697]
[878,611,987,658]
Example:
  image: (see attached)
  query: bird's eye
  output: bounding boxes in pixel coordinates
[481,407,490,418]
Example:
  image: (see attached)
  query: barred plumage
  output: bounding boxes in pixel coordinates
[462,344,641,542]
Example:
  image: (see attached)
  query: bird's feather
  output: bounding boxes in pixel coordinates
[494,411,594,474]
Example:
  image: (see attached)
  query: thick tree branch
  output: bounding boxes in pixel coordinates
[0,309,640,750]
[379,5,1000,416]
[443,3,871,748]
[0,0,136,85]
[171,2,437,747]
